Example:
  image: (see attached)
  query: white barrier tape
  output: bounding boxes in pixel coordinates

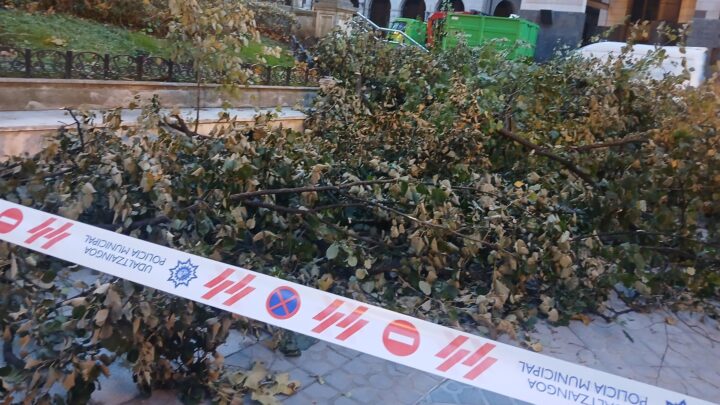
[0,199,712,405]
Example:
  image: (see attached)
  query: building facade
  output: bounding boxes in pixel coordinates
[353,0,720,60]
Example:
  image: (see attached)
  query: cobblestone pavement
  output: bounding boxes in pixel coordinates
[86,304,720,405]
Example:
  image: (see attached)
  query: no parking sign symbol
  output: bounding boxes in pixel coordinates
[266,286,301,320]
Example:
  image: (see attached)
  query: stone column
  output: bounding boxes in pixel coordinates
[313,0,359,37]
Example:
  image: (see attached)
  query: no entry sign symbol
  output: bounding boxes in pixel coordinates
[266,286,301,320]
[383,320,420,356]
[0,208,22,234]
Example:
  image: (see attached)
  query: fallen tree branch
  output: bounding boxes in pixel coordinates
[307,215,383,247]
[571,136,647,152]
[101,201,204,232]
[347,194,499,249]
[243,200,364,215]
[11,167,76,185]
[229,179,399,200]
[497,128,595,185]
[161,114,210,138]
[571,230,720,248]
[103,199,363,231]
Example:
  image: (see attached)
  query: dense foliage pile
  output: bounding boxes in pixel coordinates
[1,23,718,404]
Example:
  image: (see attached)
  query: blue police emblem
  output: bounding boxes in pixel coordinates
[168,259,198,288]
[667,401,687,405]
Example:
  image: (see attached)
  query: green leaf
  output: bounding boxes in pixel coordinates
[326,243,340,260]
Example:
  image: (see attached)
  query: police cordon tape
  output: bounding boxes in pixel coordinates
[0,199,713,405]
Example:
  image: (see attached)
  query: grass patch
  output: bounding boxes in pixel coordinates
[0,9,294,66]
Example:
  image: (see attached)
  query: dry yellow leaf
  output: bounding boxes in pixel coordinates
[94,309,109,326]
[528,342,543,352]
[318,273,334,291]
[571,313,592,325]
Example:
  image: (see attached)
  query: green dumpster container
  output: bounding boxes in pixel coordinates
[440,14,539,58]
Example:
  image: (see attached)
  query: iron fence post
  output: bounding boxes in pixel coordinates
[64,50,73,79]
[23,48,31,78]
[103,54,110,79]
[285,67,291,86]
[168,60,174,82]
[265,66,272,85]
[136,55,145,81]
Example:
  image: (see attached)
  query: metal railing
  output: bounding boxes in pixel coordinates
[0,47,321,87]
[291,35,315,67]
[352,13,429,53]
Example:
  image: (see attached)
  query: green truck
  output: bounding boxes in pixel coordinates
[389,12,539,58]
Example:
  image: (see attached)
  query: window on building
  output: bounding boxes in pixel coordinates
[630,0,660,21]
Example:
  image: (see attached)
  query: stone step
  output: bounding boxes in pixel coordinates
[0,78,317,111]
[0,107,305,160]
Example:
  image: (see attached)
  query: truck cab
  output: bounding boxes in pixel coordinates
[388,17,427,46]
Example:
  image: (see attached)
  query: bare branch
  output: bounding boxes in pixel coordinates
[497,128,595,185]
[65,108,85,150]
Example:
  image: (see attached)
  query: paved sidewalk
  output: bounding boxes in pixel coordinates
[89,305,720,405]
